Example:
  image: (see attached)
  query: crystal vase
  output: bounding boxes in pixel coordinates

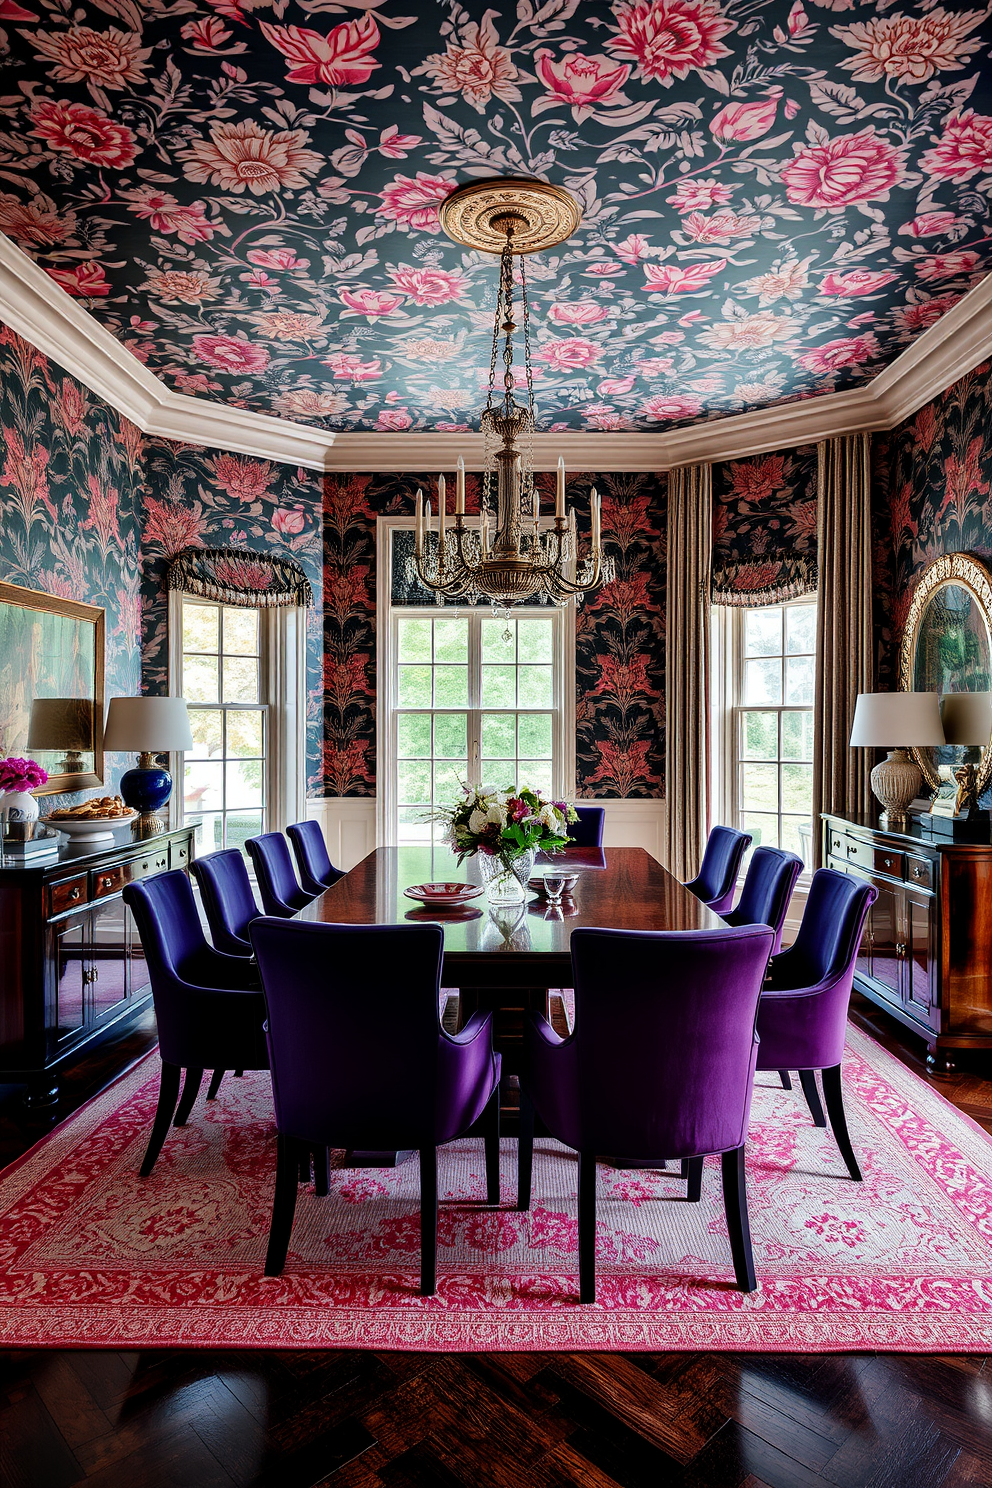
[477,847,536,905]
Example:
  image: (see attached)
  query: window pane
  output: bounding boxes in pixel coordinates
[433,618,468,663]
[744,609,782,657]
[433,759,466,799]
[226,710,263,758]
[195,813,223,854]
[398,617,432,662]
[433,713,467,758]
[744,658,781,706]
[740,762,778,813]
[182,603,218,653]
[743,811,778,850]
[225,811,262,857]
[482,618,515,663]
[518,713,553,758]
[184,656,219,705]
[398,666,432,707]
[398,761,431,804]
[226,758,264,809]
[518,619,553,663]
[786,605,816,655]
[785,656,815,705]
[782,816,812,864]
[223,656,259,704]
[223,608,258,656]
[741,711,777,760]
[782,762,813,813]
[482,666,516,706]
[187,708,223,759]
[398,805,432,842]
[185,759,223,812]
[518,666,553,707]
[781,710,813,761]
[482,713,516,758]
[518,760,553,795]
[433,667,468,707]
[397,714,431,757]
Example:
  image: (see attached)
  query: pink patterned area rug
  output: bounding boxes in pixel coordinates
[2,1025,991,1352]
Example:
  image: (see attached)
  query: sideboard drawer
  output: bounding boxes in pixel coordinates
[48,875,87,916]
[905,854,934,890]
[131,849,170,881]
[840,836,874,871]
[873,847,904,880]
[92,865,128,899]
[170,839,190,870]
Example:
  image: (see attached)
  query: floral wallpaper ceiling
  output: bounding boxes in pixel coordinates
[0,0,990,432]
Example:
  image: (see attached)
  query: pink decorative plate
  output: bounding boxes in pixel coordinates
[403,881,484,905]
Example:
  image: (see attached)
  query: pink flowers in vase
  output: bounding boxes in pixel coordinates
[0,756,48,794]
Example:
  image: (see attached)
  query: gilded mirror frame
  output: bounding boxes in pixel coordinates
[0,580,105,793]
[899,552,992,793]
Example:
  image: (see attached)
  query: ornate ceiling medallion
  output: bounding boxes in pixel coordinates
[438,177,582,256]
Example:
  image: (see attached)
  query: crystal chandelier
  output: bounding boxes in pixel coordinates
[412,178,612,607]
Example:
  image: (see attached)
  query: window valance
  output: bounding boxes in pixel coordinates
[711,446,818,608]
[165,546,312,608]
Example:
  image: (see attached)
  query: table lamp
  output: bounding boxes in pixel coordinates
[850,692,944,827]
[102,697,194,832]
[26,697,94,775]
[936,692,992,819]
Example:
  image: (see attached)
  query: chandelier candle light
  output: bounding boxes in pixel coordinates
[413,178,610,607]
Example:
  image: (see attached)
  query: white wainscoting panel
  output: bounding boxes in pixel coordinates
[599,800,667,863]
[305,797,377,872]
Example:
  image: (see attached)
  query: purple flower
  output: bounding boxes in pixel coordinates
[0,756,49,793]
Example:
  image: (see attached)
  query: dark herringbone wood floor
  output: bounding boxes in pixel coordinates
[2,994,991,1488]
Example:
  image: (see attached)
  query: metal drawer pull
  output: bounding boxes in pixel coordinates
[882,857,891,868]
[847,844,857,855]
[101,876,113,889]
[896,942,907,956]
[69,887,80,901]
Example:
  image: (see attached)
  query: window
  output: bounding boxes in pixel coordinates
[715,598,816,867]
[179,599,268,855]
[385,607,570,845]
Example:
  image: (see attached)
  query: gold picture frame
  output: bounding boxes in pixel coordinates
[0,580,105,794]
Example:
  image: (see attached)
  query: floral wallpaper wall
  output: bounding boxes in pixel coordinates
[0,0,990,433]
[872,359,992,692]
[712,444,818,603]
[0,325,144,804]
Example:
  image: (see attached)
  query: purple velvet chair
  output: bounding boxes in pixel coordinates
[568,806,605,848]
[191,848,260,957]
[758,868,878,1180]
[287,819,345,897]
[519,923,775,1300]
[249,917,502,1295]
[122,872,268,1177]
[684,825,752,914]
[722,846,803,955]
[245,831,317,916]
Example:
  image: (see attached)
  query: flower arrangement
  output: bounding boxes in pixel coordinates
[0,756,48,794]
[434,783,577,864]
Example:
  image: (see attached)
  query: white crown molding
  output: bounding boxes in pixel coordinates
[1,231,990,472]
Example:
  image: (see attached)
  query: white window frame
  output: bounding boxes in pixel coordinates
[376,516,576,847]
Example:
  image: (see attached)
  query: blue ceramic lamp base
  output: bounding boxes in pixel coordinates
[119,752,173,833]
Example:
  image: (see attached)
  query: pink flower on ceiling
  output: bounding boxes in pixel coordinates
[121,188,225,244]
[387,265,470,306]
[209,454,274,501]
[597,376,636,395]
[665,177,733,212]
[323,352,382,380]
[899,212,960,237]
[743,258,811,303]
[421,11,520,113]
[140,268,220,303]
[181,18,241,51]
[634,356,676,374]
[535,338,603,371]
[819,269,899,295]
[920,111,992,181]
[339,286,404,316]
[681,209,761,242]
[548,301,611,325]
[249,310,325,339]
[534,50,630,117]
[831,10,986,86]
[28,25,150,95]
[272,505,308,534]
[583,262,626,276]
[377,126,423,159]
[614,234,653,263]
[891,294,960,333]
[586,411,635,430]
[273,388,349,418]
[642,259,727,293]
[797,332,879,373]
[30,99,136,167]
[258,17,380,87]
[700,311,799,348]
[45,261,110,296]
[377,408,413,430]
[914,250,982,282]
[781,129,904,208]
[710,96,778,141]
[247,247,310,270]
[192,334,270,373]
[180,120,322,195]
[607,0,735,86]
[640,393,703,419]
[377,172,455,232]
[0,191,73,246]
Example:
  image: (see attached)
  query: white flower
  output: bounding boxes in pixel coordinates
[469,808,488,834]
[487,803,507,827]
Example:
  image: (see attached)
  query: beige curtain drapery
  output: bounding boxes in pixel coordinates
[812,434,873,863]
[664,462,713,881]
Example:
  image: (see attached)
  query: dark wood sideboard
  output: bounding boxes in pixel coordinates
[0,820,195,1104]
[824,813,992,1072]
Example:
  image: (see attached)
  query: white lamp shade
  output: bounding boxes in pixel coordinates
[939,691,992,747]
[850,692,944,748]
[103,696,194,752]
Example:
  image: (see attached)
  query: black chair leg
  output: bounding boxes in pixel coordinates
[685,1155,704,1202]
[234,1069,244,1077]
[821,1063,862,1181]
[140,1061,182,1177]
[206,1070,225,1101]
[313,1145,330,1196]
[264,1133,300,1276]
[578,1150,597,1304]
[420,1147,437,1297]
[483,1087,500,1205]
[173,1067,204,1127]
[779,1070,792,1090]
[721,1145,757,1293]
[798,1068,827,1127]
[517,1088,534,1212]
[679,1158,689,1179]
[298,1149,313,1184]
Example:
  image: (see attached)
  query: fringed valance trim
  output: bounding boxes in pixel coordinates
[711,556,818,607]
[165,546,313,608]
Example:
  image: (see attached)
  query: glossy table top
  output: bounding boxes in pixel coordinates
[299,846,722,971]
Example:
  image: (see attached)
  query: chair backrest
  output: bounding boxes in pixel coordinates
[568,805,605,848]
[249,918,444,1147]
[190,849,260,955]
[694,825,752,905]
[566,924,774,1156]
[245,832,313,916]
[122,871,210,987]
[725,846,803,953]
[785,867,878,987]
[286,819,341,893]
